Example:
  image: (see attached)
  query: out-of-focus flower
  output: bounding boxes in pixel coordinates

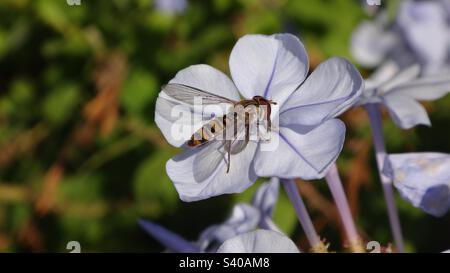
[154,0,187,15]
[252,178,280,224]
[443,0,450,14]
[196,204,261,252]
[357,63,450,129]
[156,33,363,201]
[138,219,200,252]
[139,179,282,252]
[198,178,281,251]
[216,229,300,253]
[397,0,450,75]
[359,58,450,251]
[351,0,450,74]
[383,153,450,217]
[351,14,399,68]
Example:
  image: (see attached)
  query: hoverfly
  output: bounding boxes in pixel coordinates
[162,83,277,173]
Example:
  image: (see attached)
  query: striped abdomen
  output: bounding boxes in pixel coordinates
[187,116,228,147]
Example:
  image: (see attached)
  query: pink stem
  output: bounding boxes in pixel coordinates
[282,179,325,251]
[325,163,363,252]
[365,103,405,253]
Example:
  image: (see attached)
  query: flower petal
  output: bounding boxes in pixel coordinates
[367,61,402,89]
[280,58,363,127]
[155,64,239,147]
[383,153,450,217]
[381,93,430,129]
[216,229,300,253]
[229,34,308,105]
[358,61,402,105]
[166,141,258,202]
[385,73,450,101]
[169,64,240,101]
[254,119,345,180]
[397,0,450,73]
[443,0,450,14]
[197,204,260,252]
[155,98,205,147]
[351,20,398,67]
[251,178,280,217]
[377,64,421,93]
[155,0,187,14]
[138,219,199,253]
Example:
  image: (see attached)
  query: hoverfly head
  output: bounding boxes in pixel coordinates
[252,96,277,106]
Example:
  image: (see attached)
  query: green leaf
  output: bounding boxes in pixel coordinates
[120,68,158,118]
[42,83,80,125]
[35,0,69,30]
[133,148,179,217]
[9,78,34,105]
[273,191,298,235]
[59,174,104,203]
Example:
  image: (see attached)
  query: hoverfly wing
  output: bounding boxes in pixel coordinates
[162,83,238,105]
[191,131,247,181]
[192,140,228,183]
[191,110,251,177]
[228,116,250,155]
[157,83,237,147]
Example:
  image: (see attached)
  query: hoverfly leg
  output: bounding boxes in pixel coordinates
[226,140,231,173]
[245,112,250,144]
[267,102,272,133]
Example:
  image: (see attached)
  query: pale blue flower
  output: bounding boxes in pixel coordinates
[383,153,450,217]
[351,13,400,68]
[216,229,300,253]
[252,177,279,219]
[155,33,363,201]
[397,0,450,75]
[444,0,450,15]
[358,63,450,129]
[138,219,199,252]
[351,0,450,74]
[196,204,261,252]
[154,0,187,14]
[139,180,282,252]
[198,178,281,251]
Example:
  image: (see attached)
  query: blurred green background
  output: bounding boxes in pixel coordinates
[0,0,449,253]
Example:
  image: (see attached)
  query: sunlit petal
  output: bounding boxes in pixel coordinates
[229,34,308,105]
[217,229,300,253]
[384,153,450,217]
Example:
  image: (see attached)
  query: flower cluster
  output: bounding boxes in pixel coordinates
[139,179,285,252]
[145,0,450,253]
[350,0,450,253]
[383,153,450,217]
[352,0,450,75]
